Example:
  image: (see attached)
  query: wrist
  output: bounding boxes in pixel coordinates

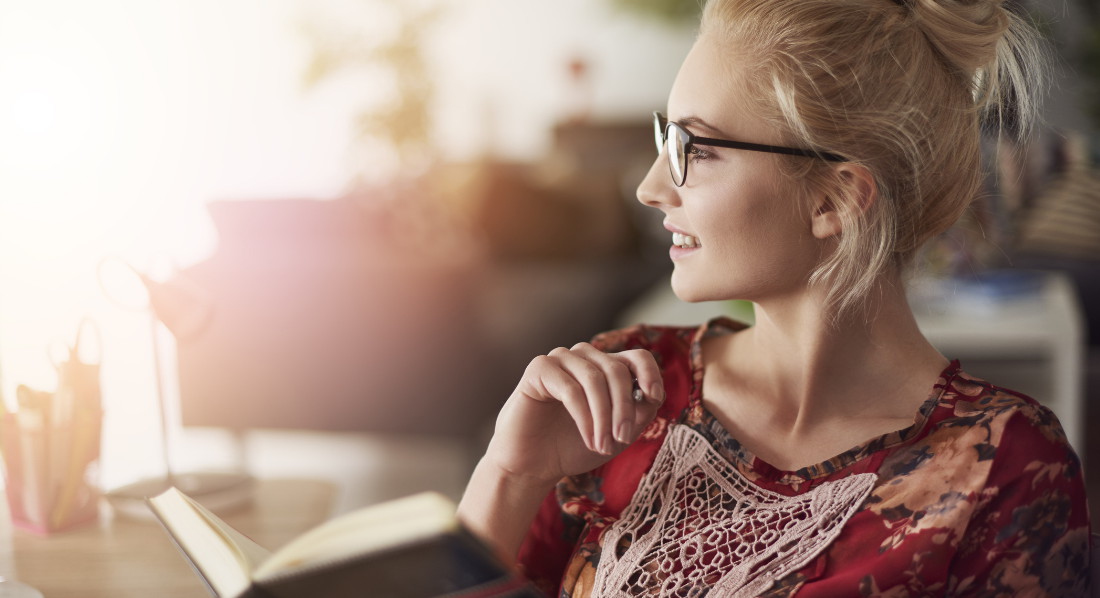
[457,457,559,560]
[478,453,563,492]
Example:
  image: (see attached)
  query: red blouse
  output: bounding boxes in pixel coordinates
[517,318,1091,597]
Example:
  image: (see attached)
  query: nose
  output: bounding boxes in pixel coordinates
[636,154,679,210]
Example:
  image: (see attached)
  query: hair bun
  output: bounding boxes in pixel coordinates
[909,0,1047,137]
[910,0,1009,79]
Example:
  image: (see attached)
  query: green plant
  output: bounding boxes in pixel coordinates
[610,0,702,26]
[301,0,446,182]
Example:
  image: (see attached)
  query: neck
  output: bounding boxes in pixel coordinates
[712,273,946,431]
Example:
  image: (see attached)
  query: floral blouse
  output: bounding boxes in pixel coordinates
[516,318,1090,597]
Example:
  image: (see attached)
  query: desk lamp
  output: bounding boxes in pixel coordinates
[99,259,253,518]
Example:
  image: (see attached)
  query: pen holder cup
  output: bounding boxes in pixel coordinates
[1,408,103,535]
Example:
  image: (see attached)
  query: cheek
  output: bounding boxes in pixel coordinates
[703,179,796,247]
[704,182,816,272]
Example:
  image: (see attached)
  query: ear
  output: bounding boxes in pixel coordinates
[810,163,877,239]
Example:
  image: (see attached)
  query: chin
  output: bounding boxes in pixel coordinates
[670,270,754,305]
[670,278,724,304]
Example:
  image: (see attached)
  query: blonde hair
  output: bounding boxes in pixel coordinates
[700,0,1049,317]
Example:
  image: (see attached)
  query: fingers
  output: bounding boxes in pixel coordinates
[614,347,665,432]
[565,344,632,454]
[617,348,664,407]
[526,350,596,452]
[527,343,665,456]
[544,346,619,454]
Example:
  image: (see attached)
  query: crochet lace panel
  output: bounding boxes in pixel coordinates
[591,425,877,597]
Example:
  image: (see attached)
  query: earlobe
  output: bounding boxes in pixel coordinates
[811,201,844,239]
[810,164,877,239]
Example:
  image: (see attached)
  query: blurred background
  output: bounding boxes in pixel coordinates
[0,0,1097,515]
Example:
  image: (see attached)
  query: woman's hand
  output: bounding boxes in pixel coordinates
[457,342,664,560]
[484,342,665,486]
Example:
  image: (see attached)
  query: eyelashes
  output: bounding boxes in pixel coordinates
[687,145,715,163]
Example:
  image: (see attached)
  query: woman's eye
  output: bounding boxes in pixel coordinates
[687,146,714,162]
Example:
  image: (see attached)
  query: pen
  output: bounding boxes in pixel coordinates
[15,385,50,530]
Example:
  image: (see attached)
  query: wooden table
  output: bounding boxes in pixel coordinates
[0,478,336,598]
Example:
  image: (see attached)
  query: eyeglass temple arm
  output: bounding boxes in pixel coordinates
[694,136,845,162]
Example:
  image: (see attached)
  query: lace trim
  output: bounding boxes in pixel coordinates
[591,425,877,597]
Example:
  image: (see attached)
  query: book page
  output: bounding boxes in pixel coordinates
[148,487,267,597]
[183,490,273,572]
[254,492,457,580]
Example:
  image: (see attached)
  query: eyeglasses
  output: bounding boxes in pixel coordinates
[653,112,845,187]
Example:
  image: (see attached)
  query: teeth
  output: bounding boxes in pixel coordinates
[672,232,700,248]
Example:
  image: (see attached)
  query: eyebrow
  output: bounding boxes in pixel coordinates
[674,115,732,138]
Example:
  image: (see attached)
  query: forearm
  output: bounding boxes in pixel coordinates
[457,456,558,564]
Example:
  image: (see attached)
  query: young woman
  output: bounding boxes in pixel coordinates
[459,0,1091,595]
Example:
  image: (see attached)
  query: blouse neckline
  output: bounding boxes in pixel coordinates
[682,316,959,485]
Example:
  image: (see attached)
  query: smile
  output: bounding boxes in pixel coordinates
[672,232,701,249]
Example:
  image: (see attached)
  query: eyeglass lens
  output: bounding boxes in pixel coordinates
[652,115,665,157]
[668,125,688,186]
[653,114,688,186]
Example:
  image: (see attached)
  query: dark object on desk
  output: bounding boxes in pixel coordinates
[172,198,491,436]
[147,488,543,598]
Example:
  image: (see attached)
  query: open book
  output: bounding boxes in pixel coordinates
[147,487,541,598]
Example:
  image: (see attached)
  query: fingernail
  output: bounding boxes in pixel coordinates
[615,422,629,444]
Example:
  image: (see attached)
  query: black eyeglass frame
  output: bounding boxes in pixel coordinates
[653,112,845,187]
